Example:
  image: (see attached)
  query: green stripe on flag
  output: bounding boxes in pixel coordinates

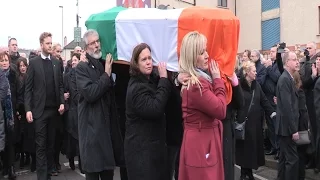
[85,6,127,60]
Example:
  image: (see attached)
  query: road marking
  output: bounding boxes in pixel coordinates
[235,165,269,180]
[63,161,85,177]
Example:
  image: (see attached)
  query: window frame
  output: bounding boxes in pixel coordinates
[218,0,228,7]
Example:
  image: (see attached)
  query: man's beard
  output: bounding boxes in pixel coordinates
[89,50,102,59]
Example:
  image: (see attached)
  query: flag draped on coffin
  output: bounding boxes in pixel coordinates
[85,6,240,104]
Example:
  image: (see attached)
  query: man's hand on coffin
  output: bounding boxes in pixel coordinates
[105,53,113,76]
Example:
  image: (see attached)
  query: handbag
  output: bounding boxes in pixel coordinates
[234,90,255,140]
[294,129,311,145]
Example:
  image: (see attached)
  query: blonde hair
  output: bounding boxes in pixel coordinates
[52,43,61,50]
[242,61,255,76]
[179,31,207,92]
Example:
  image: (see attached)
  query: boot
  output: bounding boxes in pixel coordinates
[8,166,16,180]
[20,152,25,169]
[30,153,36,172]
[69,157,75,170]
[246,169,255,180]
[240,168,248,180]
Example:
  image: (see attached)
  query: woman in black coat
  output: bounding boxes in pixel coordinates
[15,57,36,171]
[63,53,81,172]
[223,72,244,180]
[235,61,275,180]
[125,43,171,180]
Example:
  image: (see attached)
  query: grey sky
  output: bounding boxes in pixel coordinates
[0,0,116,49]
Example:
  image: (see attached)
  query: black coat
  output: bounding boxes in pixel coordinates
[223,84,244,180]
[275,70,299,137]
[8,67,22,143]
[235,78,274,169]
[24,56,64,119]
[64,69,79,140]
[125,74,171,180]
[76,54,124,172]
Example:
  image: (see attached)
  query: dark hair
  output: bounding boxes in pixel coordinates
[129,43,151,76]
[29,51,38,60]
[244,49,251,58]
[39,32,52,43]
[16,57,28,69]
[71,53,81,60]
[8,38,17,45]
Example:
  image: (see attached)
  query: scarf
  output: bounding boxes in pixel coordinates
[196,68,212,84]
[1,70,14,130]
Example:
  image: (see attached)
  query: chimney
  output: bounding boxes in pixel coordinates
[64,36,67,48]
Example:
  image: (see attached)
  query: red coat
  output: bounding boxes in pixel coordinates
[179,77,227,180]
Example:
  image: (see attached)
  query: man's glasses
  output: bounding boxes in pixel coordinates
[88,39,100,46]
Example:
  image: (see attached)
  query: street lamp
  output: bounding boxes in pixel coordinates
[59,6,64,47]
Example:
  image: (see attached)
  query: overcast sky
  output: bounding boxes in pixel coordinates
[0,0,116,49]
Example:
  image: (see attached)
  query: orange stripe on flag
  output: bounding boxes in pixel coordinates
[177,7,240,104]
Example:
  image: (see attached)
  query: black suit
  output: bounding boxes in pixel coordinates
[275,70,299,180]
[24,55,64,180]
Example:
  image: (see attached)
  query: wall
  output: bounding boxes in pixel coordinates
[236,0,262,52]
[151,0,234,11]
[280,0,320,46]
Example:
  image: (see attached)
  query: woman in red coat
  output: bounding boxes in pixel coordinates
[178,31,227,180]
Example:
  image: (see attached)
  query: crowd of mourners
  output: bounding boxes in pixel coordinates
[0,29,320,180]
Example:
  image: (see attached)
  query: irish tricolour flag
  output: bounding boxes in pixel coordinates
[85,6,239,103]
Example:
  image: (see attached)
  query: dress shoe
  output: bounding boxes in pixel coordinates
[314,168,319,174]
[69,158,75,170]
[265,149,277,155]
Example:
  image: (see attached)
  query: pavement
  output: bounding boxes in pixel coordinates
[11,154,320,180]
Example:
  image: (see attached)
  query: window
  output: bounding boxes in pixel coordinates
[218,0,227,7]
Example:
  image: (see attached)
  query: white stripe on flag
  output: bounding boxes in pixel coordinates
[115,8,184,72]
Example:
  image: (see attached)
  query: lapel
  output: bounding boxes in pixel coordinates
[37,58,46,85]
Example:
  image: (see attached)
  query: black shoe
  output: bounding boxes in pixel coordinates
[265,149,277,155]
[8,166,16,180]
[69,158,75,170]
[314,168,319,174]
[274,151,280,160]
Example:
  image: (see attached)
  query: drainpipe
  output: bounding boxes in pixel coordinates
[235,0,237,16]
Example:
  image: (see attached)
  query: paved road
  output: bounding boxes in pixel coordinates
[14,155,270,180]
[13,155,319,180]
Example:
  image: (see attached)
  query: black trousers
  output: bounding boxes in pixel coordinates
[35,109,57,180]
[54,129,64,167]
[86,170,114,180]
[167,145,180,180]
[277,136,299,180]
[266,95,279,150]
[298,145,307,180]
[3,129,15,170]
